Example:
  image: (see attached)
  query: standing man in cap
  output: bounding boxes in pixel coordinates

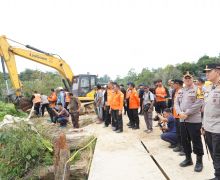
[126,82,140,129]
[69,92,81,129]
[142,85,155,133]
[120,84,127,115]
[95,84,104,123]
[167,79,174,108]
[126,82,132,126]
[203,64,220,180]
[104,81,114,127]
[175,72,204,172]
[172,79,185,156]
[139,84,145,114]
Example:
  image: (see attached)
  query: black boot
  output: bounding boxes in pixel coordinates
[132,126,140,130]
[179,150,185,156]
[168,144,177,148]
[209,177,220,180]
[173,145,181,152]
[194,155,203,172]
[180,154,193,167]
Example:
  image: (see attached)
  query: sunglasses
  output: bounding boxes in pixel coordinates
[184,77,192,80]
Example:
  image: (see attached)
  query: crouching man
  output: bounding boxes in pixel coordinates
[160,108,177,148]
[52,103,69,127]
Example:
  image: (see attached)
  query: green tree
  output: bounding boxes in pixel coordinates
[136,68,154,86]
[176,62,198,76]
[98,74,111,84]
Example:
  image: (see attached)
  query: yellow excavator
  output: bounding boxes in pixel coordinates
[0,35,97,111]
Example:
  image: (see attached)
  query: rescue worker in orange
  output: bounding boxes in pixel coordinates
[155,79,169,114]
[126,82,140,129]
[47,88,57,121]
[48,89,57,108]
[31,90,41,116]
[110,83,124,133]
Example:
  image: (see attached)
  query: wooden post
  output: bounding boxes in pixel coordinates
[54,133,70,180]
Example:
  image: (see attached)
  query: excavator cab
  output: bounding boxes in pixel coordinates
[72,74,97,101]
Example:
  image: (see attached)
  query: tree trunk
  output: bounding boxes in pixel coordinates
[54,133,70,180]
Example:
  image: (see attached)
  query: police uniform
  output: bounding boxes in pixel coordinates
[203,64,220,180]
[175,72,204,172]
[172,79,185,155]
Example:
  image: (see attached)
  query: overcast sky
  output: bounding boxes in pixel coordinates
[1,0,220,79]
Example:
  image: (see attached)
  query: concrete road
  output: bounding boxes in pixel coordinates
[87,114,214,180]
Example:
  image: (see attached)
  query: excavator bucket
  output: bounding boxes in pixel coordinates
[14,97,33,112]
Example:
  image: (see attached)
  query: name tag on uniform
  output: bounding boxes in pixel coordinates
[212,93,220,105]
[213,93,220,97]
[189,90,196,94]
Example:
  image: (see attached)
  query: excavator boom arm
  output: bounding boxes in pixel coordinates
[0,35,74,96]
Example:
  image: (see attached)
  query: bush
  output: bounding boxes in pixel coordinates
[0,101,27,121]
[0,123,53,179]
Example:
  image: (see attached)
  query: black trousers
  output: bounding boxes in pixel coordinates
[124,104,127,115]
[181,122,204,156]
[168,99,172,108]
[130,109,139,127]
[104,106,112,126]
[175,119,183,147]
[102,107,106,122]
[34,102,41,115]
[205,131,220,179]
[112,110,123,131]
[41,103,54,121]
[65,102,69,111]
[127,108,132,124]
[155,101,167,114]
[139,98,143,113]
[41,103,49,116]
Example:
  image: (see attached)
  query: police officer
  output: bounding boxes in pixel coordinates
[175,72,204,172]
[203,64,220,180]
[172,79,185,156]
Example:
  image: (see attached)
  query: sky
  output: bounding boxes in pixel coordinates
[1,0,220,80]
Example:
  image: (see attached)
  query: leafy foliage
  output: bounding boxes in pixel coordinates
[0,123,53,179]
[116,55,220,87]
[0,101,27,121]
[98,74,111,84]
[20,70,63,97]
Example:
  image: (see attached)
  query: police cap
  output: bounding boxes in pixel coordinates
[173,79,183,86]
[203,64,220,72]
[183,71,193,78]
